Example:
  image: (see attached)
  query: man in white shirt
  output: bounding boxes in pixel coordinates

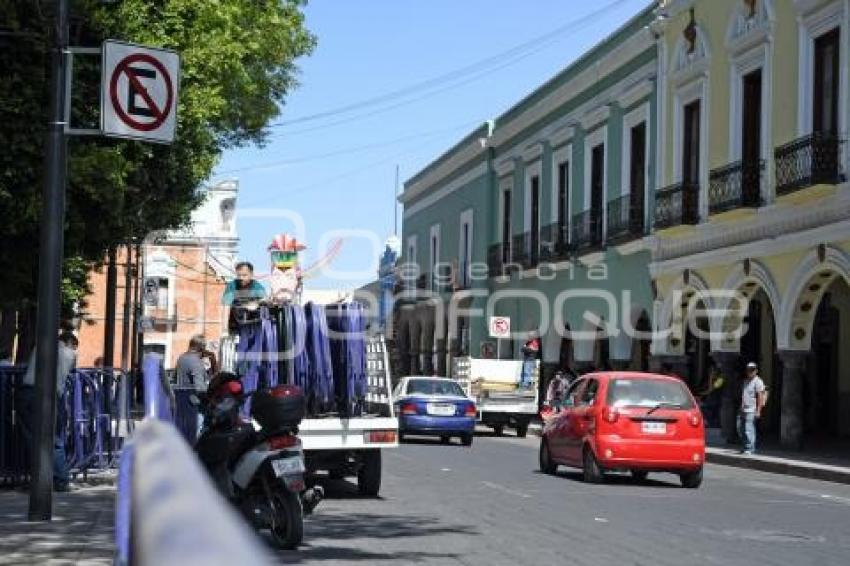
[20,332,78,490]
[738,361,766,455]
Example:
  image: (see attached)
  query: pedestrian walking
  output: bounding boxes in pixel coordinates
[19,331,78,491]
[546,370,568,412]
[738,361,766,455]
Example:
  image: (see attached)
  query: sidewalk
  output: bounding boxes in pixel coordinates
[0,474,116,565]
[705,428,850,485]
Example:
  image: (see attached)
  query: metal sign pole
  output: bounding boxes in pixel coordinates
[29,0,70,521]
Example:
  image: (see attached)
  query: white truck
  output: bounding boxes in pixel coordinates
[453,356,539,437]
[219,334,398,496]
[299,335,398,496]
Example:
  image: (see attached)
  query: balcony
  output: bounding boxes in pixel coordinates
[708,160,763,214]
[653,182,700,230]
[606,194,644,245]
[571,209,603,253]
[487,243,511,277]
[775,133,843,196]
[540,222,572,263]
[513,232,541,270]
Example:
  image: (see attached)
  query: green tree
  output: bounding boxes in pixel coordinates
[0,1,315,328]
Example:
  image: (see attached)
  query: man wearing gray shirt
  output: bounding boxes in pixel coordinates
[176,335,216,391]
[738,362,766,455]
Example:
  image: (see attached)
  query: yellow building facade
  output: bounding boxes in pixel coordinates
[650,0,850,448]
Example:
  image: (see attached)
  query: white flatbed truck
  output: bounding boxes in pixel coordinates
[453,356,539,438]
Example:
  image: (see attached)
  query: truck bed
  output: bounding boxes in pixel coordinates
[300,415,399,450]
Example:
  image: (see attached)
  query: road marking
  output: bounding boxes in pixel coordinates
[441,468,452,472]
[594,517,609,523]
[481,481,532,499]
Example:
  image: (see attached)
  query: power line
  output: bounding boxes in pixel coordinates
[238,129,470,208]
[267,0,631,131]
[215,118,483,176]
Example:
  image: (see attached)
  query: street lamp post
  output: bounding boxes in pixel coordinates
[29,0,70,521]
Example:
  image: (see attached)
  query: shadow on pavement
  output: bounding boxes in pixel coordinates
[275,512,477,563]
[532,468,682,489]
[0,484,115,565]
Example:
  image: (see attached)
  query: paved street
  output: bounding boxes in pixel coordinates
[284,432,850,565]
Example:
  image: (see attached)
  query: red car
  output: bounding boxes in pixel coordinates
[539,372,705,488]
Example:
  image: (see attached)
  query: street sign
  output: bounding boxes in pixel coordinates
[101,40,180,143]
[489,316,511,339]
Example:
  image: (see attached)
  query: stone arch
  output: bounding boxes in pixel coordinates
[715,259,782,352]
[655,269,715,356]
[778,246,850,350]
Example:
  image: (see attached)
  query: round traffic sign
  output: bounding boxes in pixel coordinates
[109,53,174,132]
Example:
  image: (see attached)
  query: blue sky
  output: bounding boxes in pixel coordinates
[213,0,650,289]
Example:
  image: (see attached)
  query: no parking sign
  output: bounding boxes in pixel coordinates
[101,40,180,143]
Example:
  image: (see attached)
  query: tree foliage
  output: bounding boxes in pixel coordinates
[0,0,315,314]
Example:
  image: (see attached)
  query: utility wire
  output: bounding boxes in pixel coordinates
[268,0,631,131]
[239,128,472,208]
[216,118,483,176]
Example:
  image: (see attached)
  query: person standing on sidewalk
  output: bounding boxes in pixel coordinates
[176,335,215,391]
[19,332,78,491]
[738,361,766,455]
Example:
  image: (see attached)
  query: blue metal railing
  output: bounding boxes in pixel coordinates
[1,365,133,485]
[114,352,271,565]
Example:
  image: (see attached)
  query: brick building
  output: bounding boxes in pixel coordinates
[78,180,240,369]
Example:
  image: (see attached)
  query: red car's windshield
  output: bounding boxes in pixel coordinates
[606,378,694,409]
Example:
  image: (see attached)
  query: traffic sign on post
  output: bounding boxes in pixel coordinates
[489,316,511,339]
[101,40,180,143]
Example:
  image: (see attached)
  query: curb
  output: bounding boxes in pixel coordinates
[706,448,850,485]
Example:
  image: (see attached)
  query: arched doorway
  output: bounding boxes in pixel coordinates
[805,277,850,438]
[778,246,850,446]
[681,297,711,392]
[738,288,778,432]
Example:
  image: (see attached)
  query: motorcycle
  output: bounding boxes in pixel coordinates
[191,374,323,550]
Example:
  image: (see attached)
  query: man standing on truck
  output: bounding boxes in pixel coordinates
[519,331,540,388]
[222,261,268,332]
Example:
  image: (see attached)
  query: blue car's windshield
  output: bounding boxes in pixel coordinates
[407,379,465,397]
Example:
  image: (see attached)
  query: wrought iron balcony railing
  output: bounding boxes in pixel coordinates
[511,232,539,270]
[775,133,843,196]
[653,182,700,229]
[708,159,763,214]
[487,243,511,277]
[539,222,572,262]
[571,209,603,253]
[606,193,644,244]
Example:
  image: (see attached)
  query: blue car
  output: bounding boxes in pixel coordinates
[393,377,476,446]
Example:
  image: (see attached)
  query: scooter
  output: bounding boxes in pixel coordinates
[192,375,323,550]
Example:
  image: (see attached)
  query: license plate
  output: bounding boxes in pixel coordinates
[641,421,667,434]
[427,403,456,416]
[271,457,305,477]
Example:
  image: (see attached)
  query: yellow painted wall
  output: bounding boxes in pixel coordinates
[663,0,802,184]
[772,0,801,147]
